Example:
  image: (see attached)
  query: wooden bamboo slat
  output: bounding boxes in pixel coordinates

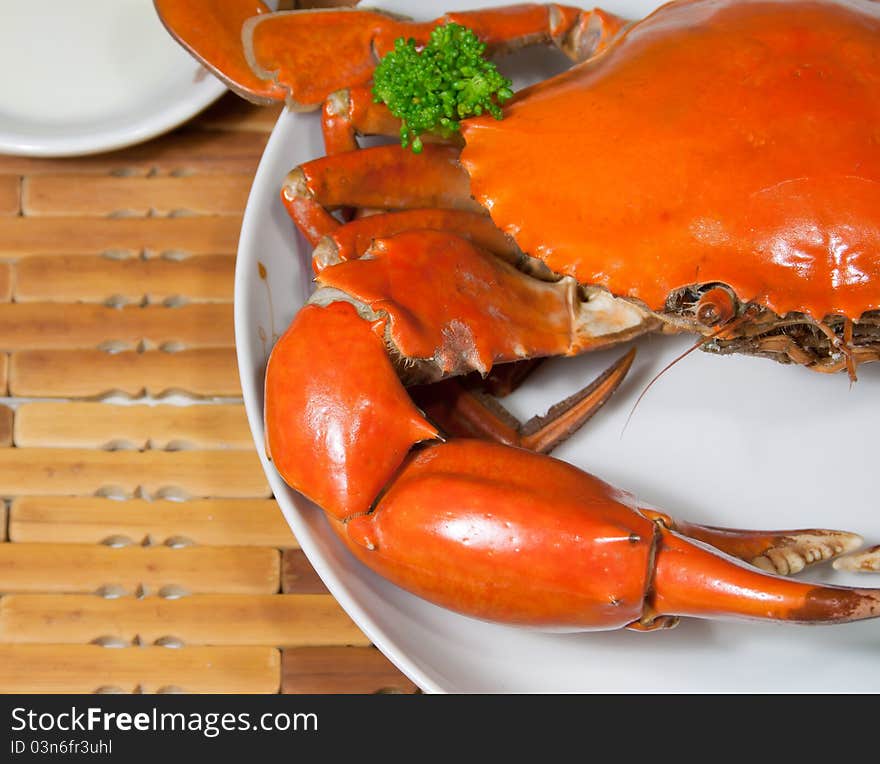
[24,174,253,217]
[0,645,281,694]
[14,402,253,449]
[0,406,12,447]
[0,175,20,215]
[0,302,234,351]
[8,496,294,547]
[14,254,235,303]
[9,348,241,398]
[0,594,365,647]
[197,99,283,133]
[0,87,393,693]
[0,262,12,301]
[0,128,268,177]
[0,544,279,595]
[282,550,330,595]
[282,647,418,694]
[0,448,270,498]
[0,216,241,257]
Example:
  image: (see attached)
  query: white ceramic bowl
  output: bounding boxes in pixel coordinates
[235,0,880,692]
[0,0,226,157]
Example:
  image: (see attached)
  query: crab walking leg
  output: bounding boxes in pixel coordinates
[313,208,521,272]
[317,2,633,154]
[155,1,631,109]
[481,358,547,397]
[322,86,473,156]
[410,349,635,452]
[322,87,400,155]
[281,144,482,246]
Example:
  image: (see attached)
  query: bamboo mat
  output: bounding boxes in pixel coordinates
[0,92,417,695]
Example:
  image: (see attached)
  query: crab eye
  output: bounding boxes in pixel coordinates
[695,286,737,327]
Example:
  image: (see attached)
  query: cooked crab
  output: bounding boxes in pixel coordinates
[155,0,880,632]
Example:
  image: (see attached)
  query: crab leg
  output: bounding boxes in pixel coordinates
[286,144,563,284]
[313,208,521,272]
[411,348,635,452]
[281,144,481,245]
[321,87,400,155]
[298,148,564,416]
[315,230,861,575]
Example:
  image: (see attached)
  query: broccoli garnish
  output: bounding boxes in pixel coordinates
[372,22,514,153]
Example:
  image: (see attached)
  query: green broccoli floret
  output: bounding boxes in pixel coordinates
[372,22,514,153]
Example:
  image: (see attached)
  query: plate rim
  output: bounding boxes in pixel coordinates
[0,0,229,159]
[0,77,227,158]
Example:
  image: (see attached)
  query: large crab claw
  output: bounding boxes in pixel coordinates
[154,0,629,108]
[155,1,285,104]
[155,0,631,154]
[265,284,877,631]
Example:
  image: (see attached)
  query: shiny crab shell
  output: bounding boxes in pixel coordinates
[458,0,880,370]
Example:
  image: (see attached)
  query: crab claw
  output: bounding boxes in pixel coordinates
[154,0,287,103]
[156,0,408,107]
[155,0,417,107]
[155,1,632,110]
[834,545,880,573]
[640,513,864,577]
[336,439,880,631]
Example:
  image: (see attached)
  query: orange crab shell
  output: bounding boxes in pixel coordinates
[460,0,880,322]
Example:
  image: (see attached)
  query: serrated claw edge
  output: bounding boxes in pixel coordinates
[833,545,880,573]
[751,531,863,576]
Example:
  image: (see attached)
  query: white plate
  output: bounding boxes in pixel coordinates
[235,0,880,692]
[0,0,226,157]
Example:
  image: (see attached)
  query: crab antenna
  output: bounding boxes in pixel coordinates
[620,336,706,438]
[621,307,757,436]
